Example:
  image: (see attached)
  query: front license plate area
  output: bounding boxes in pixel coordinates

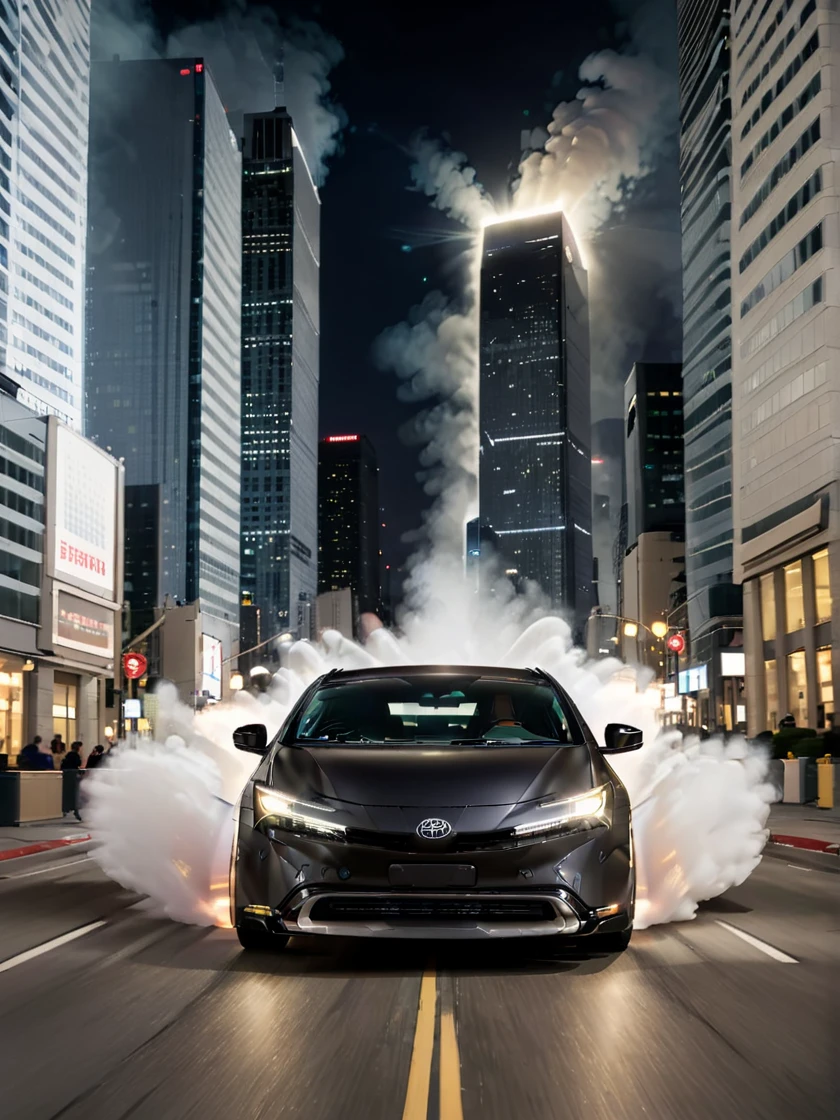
[388,863,477,888]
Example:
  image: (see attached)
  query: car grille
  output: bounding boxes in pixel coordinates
[344,827,518,853]
[308,896,556,923]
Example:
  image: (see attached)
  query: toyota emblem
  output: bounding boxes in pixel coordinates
[416,817,452,840]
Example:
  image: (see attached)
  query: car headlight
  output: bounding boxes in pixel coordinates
[254,784,346,840]
[513,784,610,838]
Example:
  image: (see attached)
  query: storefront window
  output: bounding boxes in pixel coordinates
[759,573,776,641]
[784,561,805,632]
[816,647,834,729]
[764,660,778,732]
[786,650,808,727]
[0,668,24,760]
[813,549,832,624]
[53,678,78,746]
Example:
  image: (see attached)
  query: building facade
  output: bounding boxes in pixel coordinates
[86,59,242,675]
[619,362,686,678]
[0,377,123,761]
[478,211,593,631]
[318,435,379,626]
[677,0,746,729]
[240,110,320,642]
[0,1,90,427]
[730,0,838,735]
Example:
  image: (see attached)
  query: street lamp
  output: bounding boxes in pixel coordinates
[229,672,244,692]
[651,620,668,639]
[623,621,639,638]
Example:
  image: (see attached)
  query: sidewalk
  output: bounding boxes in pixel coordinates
[768,803,840,855]
[0,818,91,861]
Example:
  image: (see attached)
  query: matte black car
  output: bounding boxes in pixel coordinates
[231,665,642,952]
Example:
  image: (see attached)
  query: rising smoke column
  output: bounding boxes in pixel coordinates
[91,1,345,185]
[373,134,494,600]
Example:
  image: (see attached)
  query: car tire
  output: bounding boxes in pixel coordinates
[236,925,289,952]
[589,928,632,954]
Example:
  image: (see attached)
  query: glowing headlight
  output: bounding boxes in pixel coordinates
[254,785,346,839]
[513,784,609,837]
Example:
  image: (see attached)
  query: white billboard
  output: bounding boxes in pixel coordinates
[51,422,119,599]
[201,635,223,699]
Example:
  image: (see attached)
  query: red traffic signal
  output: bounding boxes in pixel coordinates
[666,632,686,655]
[123,652,148,680]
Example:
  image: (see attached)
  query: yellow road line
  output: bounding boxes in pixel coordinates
[439,1005,465,1120]
[401,967,438,1120]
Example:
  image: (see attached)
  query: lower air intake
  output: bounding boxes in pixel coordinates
[308,896,556,923]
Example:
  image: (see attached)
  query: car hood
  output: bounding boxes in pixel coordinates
[271,743,595,808]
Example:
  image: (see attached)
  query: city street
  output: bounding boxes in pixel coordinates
[0,846,836,1120]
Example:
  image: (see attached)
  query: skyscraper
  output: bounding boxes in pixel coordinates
[730,0,837,735]
[677,0,744,729]
[621,362,686,677]
[240,110,319,640]
[86,59,242,656]
[318,435,380,623]
[0,2,91,427]
[478,211,593,629]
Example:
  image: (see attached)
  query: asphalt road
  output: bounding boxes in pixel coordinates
[0,846,837,1120]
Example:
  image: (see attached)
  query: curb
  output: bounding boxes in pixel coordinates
[0,835,91,862]
[769,832,839,855]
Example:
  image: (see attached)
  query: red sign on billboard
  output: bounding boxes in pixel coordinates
[667,633,686,655]
[123,652,147,680]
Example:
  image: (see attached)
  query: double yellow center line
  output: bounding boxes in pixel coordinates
[402,965,464,1120]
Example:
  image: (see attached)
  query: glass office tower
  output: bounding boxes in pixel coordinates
[478,211,593,630]
[318,435,380,617]
[677,0,744,728]
[240,110,319,640]
[86,59,242,640]
[0,1,91,427]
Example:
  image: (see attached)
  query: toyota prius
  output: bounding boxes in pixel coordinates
[231,664,641,952]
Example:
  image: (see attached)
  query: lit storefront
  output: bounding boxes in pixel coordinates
[0,384,123,764]
[743,507,837,736]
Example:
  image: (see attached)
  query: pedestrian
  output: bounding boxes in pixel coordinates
[61,742,83,820]
[36,738,55,770]
[50,735,66,757]
[85,744,107,769]
[17,736,42,769]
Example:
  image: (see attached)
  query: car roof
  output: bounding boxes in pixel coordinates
[316,664,543,685]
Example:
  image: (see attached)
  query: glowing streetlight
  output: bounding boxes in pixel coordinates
[623,622,638,638]
[651,620,668,639]
[229,672,244,691]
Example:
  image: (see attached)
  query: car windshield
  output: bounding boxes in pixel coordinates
[289,675,583,746]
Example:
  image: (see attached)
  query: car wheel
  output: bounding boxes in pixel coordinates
[236,925,289,952]
[589,929,632,954]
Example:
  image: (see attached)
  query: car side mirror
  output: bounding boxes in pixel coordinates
[602,723,644,753]
[233,724,268,754]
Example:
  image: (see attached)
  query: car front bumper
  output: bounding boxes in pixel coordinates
[234,813,634,940]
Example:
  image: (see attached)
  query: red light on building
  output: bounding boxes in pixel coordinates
[195,62,204,73]
[667,633,686,655]
[591,457,604,465]
[180,68,191,76]
[326,435,359,443]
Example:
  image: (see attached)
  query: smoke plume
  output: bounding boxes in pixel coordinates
[91,0,345,184]
[85,603,775,932]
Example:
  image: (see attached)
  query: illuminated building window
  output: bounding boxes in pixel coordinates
[813,548,831,624]
[816,647,834,727]
[786,650,808,727]
[784,560,804,632]
[764,659,778,731]
[760,572,776,641]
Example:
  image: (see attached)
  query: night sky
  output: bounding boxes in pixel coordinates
[147,0,677,569]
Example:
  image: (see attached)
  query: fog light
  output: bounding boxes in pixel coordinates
[244,904,272,916]
[596,904,621,917]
